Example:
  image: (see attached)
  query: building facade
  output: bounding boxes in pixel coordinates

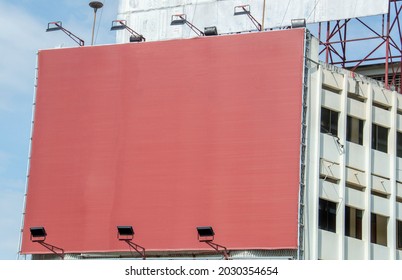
[305,58,402,259]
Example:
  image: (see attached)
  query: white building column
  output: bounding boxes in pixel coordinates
[338,72,348,259]
[305,64,323,260]
[364,83,373,259]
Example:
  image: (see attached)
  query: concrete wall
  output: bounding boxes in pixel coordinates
[305,58,402,259]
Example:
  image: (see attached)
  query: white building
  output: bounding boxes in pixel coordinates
[305,54,402,260]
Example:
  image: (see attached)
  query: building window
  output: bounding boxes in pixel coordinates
[372,124,388,153]
[371,213,388,246]
[345,206,362,239]
[397,132,402,158]
[319,199,337,232]
[347,116,363,145]
[397,220,402,250]
[321,107,339,136]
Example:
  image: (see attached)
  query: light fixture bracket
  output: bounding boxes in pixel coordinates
[233,4,262,31]
[110,20,145,42]
[46,21,84,46]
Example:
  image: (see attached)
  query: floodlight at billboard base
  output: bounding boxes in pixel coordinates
[196,226,229,260]
[117,226,146,259]
[29,227,65,260]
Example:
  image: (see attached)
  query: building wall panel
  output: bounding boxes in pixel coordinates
[372,106,391,127]
[318,229,339,260]
[345,188,365,210]
[371,243,390,260]
[345,142,365,170]
[371,195,390,217]
[320,134,341,163]
[347,98,365,120]
[372,150,390,179]
[345,237,365,260]
[321,89,341,111]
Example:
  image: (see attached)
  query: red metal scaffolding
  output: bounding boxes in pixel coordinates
[316,0,402,92]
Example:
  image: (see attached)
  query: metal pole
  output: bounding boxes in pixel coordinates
[91,8,98,46]
[326,22,330,63]
[261,0,266,31]
[385,1,391,89]
[89,1,103,46]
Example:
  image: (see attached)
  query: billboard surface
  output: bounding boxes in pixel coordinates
[22,29,305,254]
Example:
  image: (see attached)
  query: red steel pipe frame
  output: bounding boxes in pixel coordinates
[318,0,402,92]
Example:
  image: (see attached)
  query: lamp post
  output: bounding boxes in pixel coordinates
[261,0,266,31]
[89,1,104,45]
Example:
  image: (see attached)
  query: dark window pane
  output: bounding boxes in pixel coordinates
[330,110,338,136]
[345,206,363,240]
[397,220,402,249]
[347,116,364,145]
[372,124,377,149]
[371,213,388,246]
[321,108,339,136]
[356,209,363,239]
[377,125,388,152]
[372,124,388,153]
[345,206,350,237]
[319,199,336,233]
[321,107,330,134]
[371,213,377,244]
[397,132,402,158]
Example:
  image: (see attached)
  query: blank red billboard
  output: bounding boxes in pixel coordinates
[21,29,305,254]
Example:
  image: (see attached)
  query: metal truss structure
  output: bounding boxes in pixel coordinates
[315,0,401,92]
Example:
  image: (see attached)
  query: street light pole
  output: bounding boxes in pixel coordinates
[261,0,266,31]
[89,1,104,45]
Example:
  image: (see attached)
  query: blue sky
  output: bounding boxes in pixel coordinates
[0,0,118,260]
